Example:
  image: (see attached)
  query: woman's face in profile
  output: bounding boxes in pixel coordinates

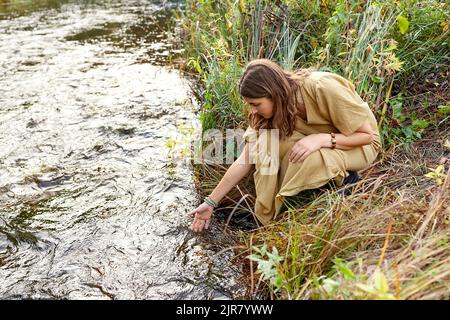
[243,97,274,119]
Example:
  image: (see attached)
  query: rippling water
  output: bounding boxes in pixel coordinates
[0,0,248,299]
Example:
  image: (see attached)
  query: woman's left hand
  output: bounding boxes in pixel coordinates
[288,134,324,163]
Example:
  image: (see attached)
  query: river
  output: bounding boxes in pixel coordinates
[0,0,248,299]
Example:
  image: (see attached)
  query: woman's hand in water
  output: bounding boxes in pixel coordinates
[288,134,325,163]
[189,202,214,232]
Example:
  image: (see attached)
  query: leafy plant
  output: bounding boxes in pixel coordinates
[319,258,396,300]
[380,93,430,145]
[248,244,285,293]
[425,165,447,185]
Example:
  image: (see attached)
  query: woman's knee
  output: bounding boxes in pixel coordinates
[344,145,378,171]
[279,132,305,159]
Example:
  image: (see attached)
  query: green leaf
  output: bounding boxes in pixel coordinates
[378,293,396,300]
[335,258,356,280]
[267,247,284,264]
[273,275,283,289]
[356,283,376,294]
[412,119,429,130]
[247,254,263,262]
[373,269,389,294]
[397,16,409,34]
[370,75,385,84]
[402,126,413,138]
[389,54,404,71]
[438,105,450,115]
[322,278,340,294]
[339,265,356,280]
[391,100,404,121]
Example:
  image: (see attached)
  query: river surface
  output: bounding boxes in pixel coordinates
[0,0,248,299]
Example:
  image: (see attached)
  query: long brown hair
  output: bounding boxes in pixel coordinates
[238,59,313,140]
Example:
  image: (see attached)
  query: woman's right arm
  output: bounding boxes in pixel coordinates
[208,142,253,205]
[189,142,253,232]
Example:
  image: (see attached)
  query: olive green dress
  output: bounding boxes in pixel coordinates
[243,71,382,225]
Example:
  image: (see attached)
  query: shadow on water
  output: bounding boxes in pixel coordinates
[0,0,249,300]
[0,0,69,19]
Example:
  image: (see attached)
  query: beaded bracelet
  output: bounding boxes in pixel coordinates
[330,132,336,149]
[204,196,218,208]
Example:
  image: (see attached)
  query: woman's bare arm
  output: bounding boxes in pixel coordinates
[208,142,253,204]
[289,119,375,162]
[312,121,373,150]
[189,143,253,232]
[322,119,374,150]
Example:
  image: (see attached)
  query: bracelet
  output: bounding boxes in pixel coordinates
[330,132,336,149]
[204,196,219,208]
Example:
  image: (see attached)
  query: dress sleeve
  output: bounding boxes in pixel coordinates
[315,73,370,136]
[243,125,258,143]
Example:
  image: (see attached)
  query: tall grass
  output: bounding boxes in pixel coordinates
[319,0,405,147]
[183,0,315,133]
[393,0,449,82]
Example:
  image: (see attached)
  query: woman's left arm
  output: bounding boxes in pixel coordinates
[320,119,373,150]
[289,120,373,163]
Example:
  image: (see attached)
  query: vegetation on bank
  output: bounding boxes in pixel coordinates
[180,0,449,299]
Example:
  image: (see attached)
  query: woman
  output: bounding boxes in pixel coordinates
[189,59,381,232]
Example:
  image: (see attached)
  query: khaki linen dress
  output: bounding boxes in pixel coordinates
[243,71,382,225]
